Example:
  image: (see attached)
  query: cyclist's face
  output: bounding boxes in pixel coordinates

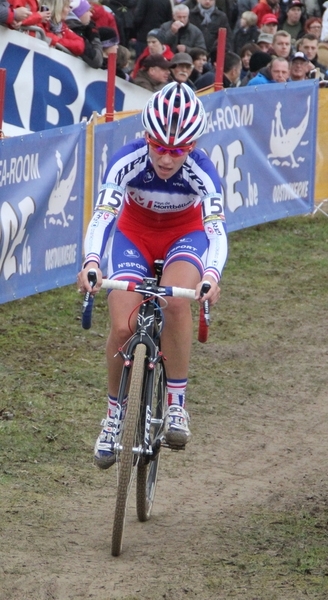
[148,144,195,179]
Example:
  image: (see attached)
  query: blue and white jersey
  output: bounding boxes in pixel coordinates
[85,138,228,281]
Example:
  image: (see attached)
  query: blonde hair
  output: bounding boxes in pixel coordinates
[241,11,258,27]
[47,0,70,24]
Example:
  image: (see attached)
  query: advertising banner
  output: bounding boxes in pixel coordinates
[0,123,85,303]
[0,27,152,136]
[94,81,318,232]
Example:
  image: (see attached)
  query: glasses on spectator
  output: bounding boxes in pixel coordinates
[146,134,194,157]
[309,24,321,29]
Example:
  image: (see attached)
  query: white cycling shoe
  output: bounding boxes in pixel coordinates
[94,417,117,469]
[164,405,191,447]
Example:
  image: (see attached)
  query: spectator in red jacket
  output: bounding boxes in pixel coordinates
[1,0,31,27]
[40,0,86,57]
[10,0,51,30]
[131,28,174,78]
[252,0,280,28]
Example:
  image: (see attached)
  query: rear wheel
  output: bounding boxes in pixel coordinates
[111,343,147,557]
[136,360,166,522]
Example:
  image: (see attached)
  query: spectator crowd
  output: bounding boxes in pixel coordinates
[1,0,328,89]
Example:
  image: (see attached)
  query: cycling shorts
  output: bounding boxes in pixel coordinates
[106,203,208,282]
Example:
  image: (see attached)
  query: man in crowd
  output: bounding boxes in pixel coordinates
[169,52,196,89]
[297,33,328,76]
[188,0,232,52]
[247,55,290,84]
[160,4,207,53]
[257,32,274,52]
[289,50,310,80]
[280,0,306,41]
[195,48,241,89]
[270,30,292,58]
[133,54,171,91]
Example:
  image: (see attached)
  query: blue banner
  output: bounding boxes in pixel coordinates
[94,81,318,232]
[0,124,85,304]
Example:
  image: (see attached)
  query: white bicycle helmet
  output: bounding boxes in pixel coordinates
[142,82,207,146]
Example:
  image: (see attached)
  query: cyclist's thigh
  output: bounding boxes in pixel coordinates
[107,228,153,283]
[163,230,208,281]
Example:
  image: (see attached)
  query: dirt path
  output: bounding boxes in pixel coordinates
[2,379,328,600]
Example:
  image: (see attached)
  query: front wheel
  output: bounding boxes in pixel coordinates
[136,360,166,522]
[111,343,147,557]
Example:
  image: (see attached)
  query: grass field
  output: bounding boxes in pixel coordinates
[1,213,328,599]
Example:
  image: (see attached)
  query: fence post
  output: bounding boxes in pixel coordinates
[214,29,227,92]
[0,68,6,138]
[106,50,117,123]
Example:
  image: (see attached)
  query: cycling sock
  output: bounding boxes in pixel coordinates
[166,378,187,408]
[107,394,128,419]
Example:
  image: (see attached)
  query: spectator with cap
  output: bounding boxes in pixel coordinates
[160,4,207,54]
[269,29,292,57]
[168,52,196,89]
[65,0,103,68]
[260,13,278,35]
[132,53,171,91]
[133,0,172,58]
[252,0,280,28]
[279,0,306,42]
[247,55,290,83]
[289,50,311,78]
[233,10,259,55]
[188,0,233,53]
[257,31,274,51]
[131,28,174,79]
[240,48,271,83]
[297,32,327,76]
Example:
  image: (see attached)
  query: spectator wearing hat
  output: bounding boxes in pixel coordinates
[168,51,197,89]
[131,28,174,78]
[260,13,278,35]
[252,0,280,28]
[65,0,103,67]
[98,26,120,69]
[247,55,290,83]
[132,54,171,91]
[160,4,207,54]
[88,2,119,37]
[233,11,260,55]
[256,31,273,51]
[133,0,173,58]
[279,0,306,42]
[240,48,271,83]
[289,50,311,78]
[188,0,233,53]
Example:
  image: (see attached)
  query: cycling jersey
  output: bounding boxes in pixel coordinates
[84,138,228,282]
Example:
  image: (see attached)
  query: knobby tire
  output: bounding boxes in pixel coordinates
[111,343,147,557]
[136,361,166,522]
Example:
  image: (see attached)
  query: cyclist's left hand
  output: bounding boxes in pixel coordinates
[195,276,220,306]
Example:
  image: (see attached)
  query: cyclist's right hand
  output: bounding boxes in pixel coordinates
[77,262,103,294]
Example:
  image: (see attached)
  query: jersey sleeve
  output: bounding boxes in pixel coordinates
[84,140,148,266]
[186,151,228,282]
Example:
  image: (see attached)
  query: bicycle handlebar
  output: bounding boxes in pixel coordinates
[81,270,211,341]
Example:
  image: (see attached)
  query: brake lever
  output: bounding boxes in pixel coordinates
[82,268,97,314]
[200,281,211,326]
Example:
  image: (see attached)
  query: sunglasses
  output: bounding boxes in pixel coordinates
[146,134,194,157]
